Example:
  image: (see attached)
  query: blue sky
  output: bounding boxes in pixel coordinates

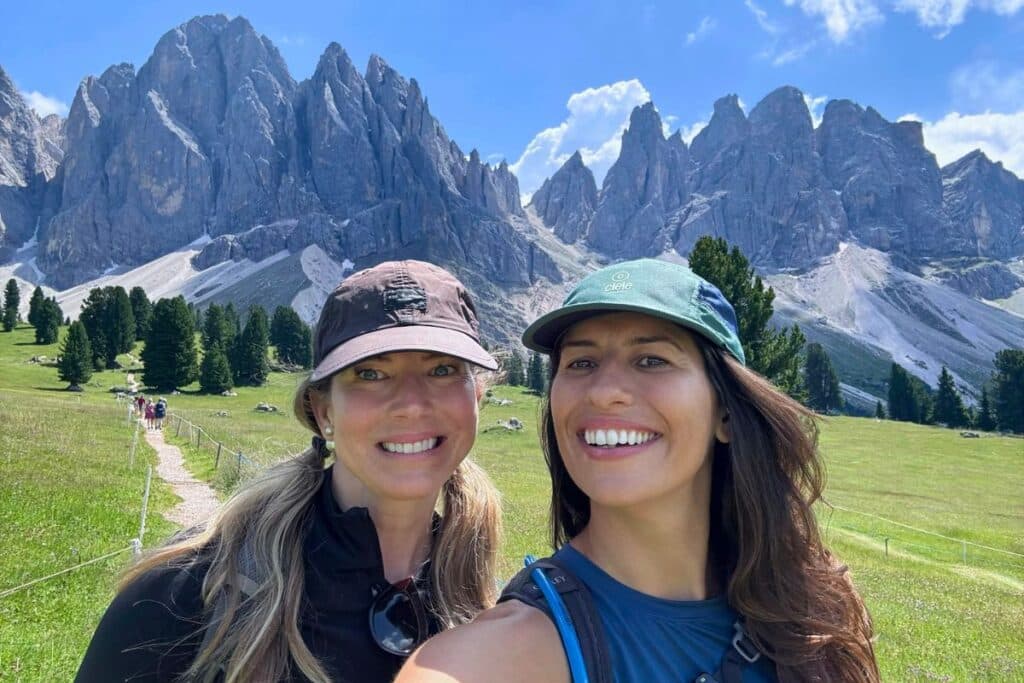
[2,1,1023,197]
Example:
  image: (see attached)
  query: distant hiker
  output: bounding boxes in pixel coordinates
[76,261,502,683]
[144,400,155,430]
[154,397,167,430]
[135,394,145,417]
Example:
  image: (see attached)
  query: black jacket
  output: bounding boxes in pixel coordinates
[75,468,435,682]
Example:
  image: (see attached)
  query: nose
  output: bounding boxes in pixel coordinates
[388,373,432,418]
[585,359,634,410]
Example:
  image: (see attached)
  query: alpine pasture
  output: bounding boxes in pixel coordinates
[1,323,1021,681]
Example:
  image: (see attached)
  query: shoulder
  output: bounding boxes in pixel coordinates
[75,558,210,681]
[395,601,569,683]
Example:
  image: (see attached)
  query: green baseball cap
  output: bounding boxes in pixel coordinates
[522,258,746,365]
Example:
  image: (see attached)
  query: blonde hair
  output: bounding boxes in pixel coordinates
[122,374,502,683]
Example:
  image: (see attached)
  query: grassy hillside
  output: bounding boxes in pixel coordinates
[1,323,1021,680]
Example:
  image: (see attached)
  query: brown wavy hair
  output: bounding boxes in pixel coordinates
[540,335,879,682]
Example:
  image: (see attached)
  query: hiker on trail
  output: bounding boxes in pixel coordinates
[144,400,155,430]
[135,394,145,417]
[76,260,502,683]
[154,397,167,430]
[398,260,880,683]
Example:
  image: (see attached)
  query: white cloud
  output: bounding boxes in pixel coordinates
[949,61,1024,111]
[276,34,307,46]
[511,79,653,199]
[679,119,709,144]
[686,16,718,44]
[21,91,69,118]
[902,110,1024,176]
[804,93,829,126]
[782,0,884,42]
[746,0,784,34]
[772,40,819,65]
[893,0,1024,37]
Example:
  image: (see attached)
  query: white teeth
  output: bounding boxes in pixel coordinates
[382,438,438,454]
[583,429,656,447]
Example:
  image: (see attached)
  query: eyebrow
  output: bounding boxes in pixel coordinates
[561,335,686,352]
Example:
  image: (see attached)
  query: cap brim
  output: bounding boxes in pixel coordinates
[523,302,705,354]
[311,325,498,381]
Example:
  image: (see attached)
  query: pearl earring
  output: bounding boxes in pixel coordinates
[323,425,335,451]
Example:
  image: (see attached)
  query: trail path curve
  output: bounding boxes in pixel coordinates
[144,426,220,528]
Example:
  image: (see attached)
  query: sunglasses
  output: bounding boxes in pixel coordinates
[368,577,431,656]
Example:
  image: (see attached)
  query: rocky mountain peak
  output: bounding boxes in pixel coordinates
[689,94,747,164]
[529,149,598,243]
[748,85,813,139]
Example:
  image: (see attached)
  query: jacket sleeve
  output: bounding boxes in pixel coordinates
[75,561,208,682]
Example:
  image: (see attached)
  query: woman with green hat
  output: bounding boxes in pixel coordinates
[77,260,503,683]
[398,259,879,682]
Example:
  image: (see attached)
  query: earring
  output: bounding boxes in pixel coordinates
[323,425,335,451]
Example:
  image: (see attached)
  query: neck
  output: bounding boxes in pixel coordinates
[571,479,714,601]
[331,469,436,584]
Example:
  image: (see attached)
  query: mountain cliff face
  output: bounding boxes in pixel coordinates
[0,66,64,258]
[2,17,1022,400]
[529,151,597,244]
[532,86,1024,272]
[7,15,549,290]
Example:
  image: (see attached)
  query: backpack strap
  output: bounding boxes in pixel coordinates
[498,556,614,683]
[197,540,262,659]
[695,620,764,683]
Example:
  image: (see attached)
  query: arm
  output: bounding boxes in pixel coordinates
[395,601,570,683]
[75,562,207,683]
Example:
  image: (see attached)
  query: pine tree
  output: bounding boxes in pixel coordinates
[28,286,44,329]
[202,303,232,351]
[504,350,526,386]
[200,344,234,394]
[58,321,93,389]
[527,352,546,393]
[234,305,270,386]
[874,401,886,419]
[79,286,135,368]
[142,296,199,390]
[992,349,1024,433]
[34,298,62,344]
[888,363,920,423]
[270,306,312,368]
[688,236,806,398]
[3,278,19,331]
[976,387,997,432]
[804,343,843,413]
[933,366,968,427]
[129,286,152,341]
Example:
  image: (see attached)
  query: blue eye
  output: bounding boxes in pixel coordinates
[430,363,459,377]
[637,356,667,368]
[355,368,384,381]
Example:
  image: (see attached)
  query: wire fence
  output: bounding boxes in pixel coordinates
[0,412,154,601]
[166,413,262,488]
[821,503,1024,580]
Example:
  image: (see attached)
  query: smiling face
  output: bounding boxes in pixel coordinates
[310,351,480,508]
[549,312,730,512]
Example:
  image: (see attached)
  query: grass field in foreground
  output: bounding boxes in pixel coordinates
[0,390,177,680]
[1,322,1022,680]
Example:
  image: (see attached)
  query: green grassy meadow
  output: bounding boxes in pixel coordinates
[1,322,1022,680]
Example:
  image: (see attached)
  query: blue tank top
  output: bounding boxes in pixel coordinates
[553,544,777,683]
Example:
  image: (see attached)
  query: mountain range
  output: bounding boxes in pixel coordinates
[1,14,1022,410]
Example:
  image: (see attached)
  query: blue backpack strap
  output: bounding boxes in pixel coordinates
[498,555,614,683]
